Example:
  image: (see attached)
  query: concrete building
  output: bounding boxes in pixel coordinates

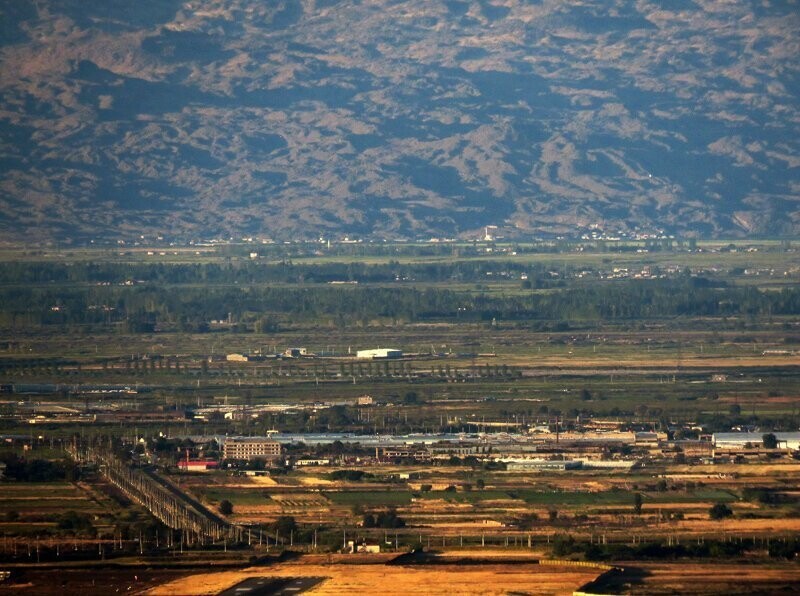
[226,353,263,362]
[345,540,380,554]
[178,459,218,472]
[284,347,308,358]
[356,348,402,359]
[713,432,800,450]
[223,437,282,460]
[294,458,332,466]
[428,443,488,457]
[382,447,430,460]
[503,459,583,471]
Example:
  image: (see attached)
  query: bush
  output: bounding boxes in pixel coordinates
[552,534,575,556]
[57,511,94,534]
[330,470,373,482]
[514,513,539,530]
[0,454,77,482]
[219,499,233,515]
[270,516,297,536]
[769,538,800,559]
[374,508,405,528]
[762,433,778,449]
[709,503,733,520]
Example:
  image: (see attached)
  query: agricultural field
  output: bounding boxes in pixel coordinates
[0,481,124,536]
[1,242,799,592]
[164,459,800,553]
[144,553,800,595]
[146,554,605,596]
[598,561,800,594]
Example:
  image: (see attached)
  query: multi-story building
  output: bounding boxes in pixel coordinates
[223,437,282,461]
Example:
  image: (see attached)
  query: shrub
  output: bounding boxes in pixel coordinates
[375,508,405,528]
[219,499,233,515]
[270,516,297,536]
[762,433,778,449]
[57,511,94,534]
[709,503,733,520]
[331,470,373,482]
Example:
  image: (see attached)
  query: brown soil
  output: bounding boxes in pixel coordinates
[610,561,800,594]
[147,557,601,595]
[0,568,195,596]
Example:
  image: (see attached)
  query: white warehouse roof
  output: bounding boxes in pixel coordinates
[713,432,800,450]
[356,348,403,359]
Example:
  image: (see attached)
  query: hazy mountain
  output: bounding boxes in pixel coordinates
[1,0,798,242]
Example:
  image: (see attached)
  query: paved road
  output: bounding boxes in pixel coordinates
[218,576,326,596]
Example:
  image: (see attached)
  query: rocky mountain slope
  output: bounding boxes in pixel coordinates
[1,0,798,242]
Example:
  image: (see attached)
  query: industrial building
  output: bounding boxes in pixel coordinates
[283,347,309,358]
[713,432,800,450]
[356,348,402,359]
[177,459,218,472]
[223,437,282,460]
[226,353,263,362]
[503,459,583,471]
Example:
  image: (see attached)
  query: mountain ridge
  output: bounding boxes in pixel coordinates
[0,0,798,242]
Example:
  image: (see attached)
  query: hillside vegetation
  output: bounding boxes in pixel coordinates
[1,0,798,241]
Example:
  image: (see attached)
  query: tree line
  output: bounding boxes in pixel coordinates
[0,260,561,285]
[0,279,798,331]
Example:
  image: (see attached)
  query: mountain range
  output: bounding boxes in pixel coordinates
[1,0,799,242]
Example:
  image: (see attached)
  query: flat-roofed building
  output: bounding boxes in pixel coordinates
[504,459,583,471]
[178,459,218,472]
[284,347,308,358]
[713,432,800,450]
[223,437,282,460]
[356,348,402,359]
[225,353,264,362]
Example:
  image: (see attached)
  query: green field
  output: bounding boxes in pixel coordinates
[515,489,635,506]
[324,491,414,506]
[419,490,512,502]
[643,489,738,504]
[198,488,273,506]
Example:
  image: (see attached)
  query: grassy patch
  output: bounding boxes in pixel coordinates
[643,489,737,503]
[324,491,413,506]
[419,490,511,502]
[200,488,272,505]
[515,489,635,506]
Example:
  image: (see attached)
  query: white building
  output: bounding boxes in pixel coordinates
[713,432,800,450]
[284,347,308,358]
[356,348,402,359]
[503,459,583,471]
[223,437,282,460]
